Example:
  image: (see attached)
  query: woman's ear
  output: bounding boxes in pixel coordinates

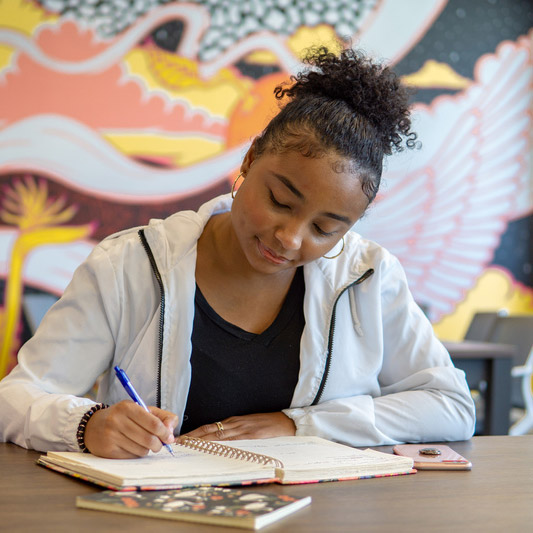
[240,138,258,175]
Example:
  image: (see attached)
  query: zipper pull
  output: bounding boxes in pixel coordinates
[351,269,374,336]
[355,268,374,285]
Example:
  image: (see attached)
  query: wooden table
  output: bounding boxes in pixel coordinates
[444,340,515,436]
[1,436,532,532]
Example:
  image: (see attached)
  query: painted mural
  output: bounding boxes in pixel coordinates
[0,0,532,378]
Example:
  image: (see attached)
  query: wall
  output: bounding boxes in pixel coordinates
[0,0,532,377]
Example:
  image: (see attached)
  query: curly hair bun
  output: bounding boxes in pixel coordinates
[275,46,416,155]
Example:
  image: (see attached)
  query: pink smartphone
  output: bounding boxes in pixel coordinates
[393,444,472,470]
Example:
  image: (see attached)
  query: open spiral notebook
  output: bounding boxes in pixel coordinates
[38,435,414,491]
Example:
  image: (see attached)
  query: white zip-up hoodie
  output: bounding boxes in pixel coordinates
[0,195,475,452]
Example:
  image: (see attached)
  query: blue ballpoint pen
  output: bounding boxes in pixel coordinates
[114,366,175,456]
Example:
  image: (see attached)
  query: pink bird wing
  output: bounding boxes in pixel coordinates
[355,34,532,320]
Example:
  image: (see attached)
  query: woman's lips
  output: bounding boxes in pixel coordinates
[257,239,289,265]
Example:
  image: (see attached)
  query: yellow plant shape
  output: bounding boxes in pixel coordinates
[2,177,78,230]
[0,176,95,378]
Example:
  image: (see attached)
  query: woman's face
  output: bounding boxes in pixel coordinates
[230,145,369,274]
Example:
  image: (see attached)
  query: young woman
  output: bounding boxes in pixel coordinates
[0,47,475,458]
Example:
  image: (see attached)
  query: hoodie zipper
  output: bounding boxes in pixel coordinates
[138,226,373,409]
[311,268,374,405]
[138,229,165,409]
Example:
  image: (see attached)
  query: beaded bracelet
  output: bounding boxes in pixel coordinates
[76,403,109,453]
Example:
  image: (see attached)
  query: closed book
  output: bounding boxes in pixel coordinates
[38,435,415,490]
[76,486,311,530]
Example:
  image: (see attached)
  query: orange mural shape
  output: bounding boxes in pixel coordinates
[0,21,225,136]
[226,71,288,185]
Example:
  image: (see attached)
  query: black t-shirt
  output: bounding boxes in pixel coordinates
[180,268,305,434]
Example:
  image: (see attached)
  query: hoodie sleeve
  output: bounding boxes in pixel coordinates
[284,254,476,447]
[0,243,121,452]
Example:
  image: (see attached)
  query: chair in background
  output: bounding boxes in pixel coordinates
[509,348,533,435]
[486,315,533,436]
[462,310,508,435]
[463,310,508,341]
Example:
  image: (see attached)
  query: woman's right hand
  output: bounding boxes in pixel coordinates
[83,400,178,458]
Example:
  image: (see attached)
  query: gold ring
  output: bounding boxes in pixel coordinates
[215,421,224,432]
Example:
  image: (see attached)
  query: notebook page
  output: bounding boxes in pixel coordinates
[46,443,273,484]
[221,436,412,471]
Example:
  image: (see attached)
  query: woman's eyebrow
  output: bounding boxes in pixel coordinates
[274,173,304,199]
[274,173,352,225]
[324,212,352,225]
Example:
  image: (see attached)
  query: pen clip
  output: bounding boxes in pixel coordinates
[114,366,128,387]
[114,366,148,409]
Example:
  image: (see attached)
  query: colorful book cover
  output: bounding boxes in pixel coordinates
[76,486,311,530]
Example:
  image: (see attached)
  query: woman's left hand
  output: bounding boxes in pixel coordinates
[179,412,296,441]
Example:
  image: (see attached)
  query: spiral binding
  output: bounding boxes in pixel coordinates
[179,437,284,468]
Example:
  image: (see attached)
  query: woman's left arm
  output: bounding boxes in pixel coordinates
[283,364,475,447]
[282,255,476,447]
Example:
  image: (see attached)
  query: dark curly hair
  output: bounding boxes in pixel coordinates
[253,47,417,203]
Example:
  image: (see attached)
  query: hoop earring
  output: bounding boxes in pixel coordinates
[231,172,245,199]
[323,237,345,259]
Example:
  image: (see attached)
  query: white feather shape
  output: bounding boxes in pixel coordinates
[0,115,248,202]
